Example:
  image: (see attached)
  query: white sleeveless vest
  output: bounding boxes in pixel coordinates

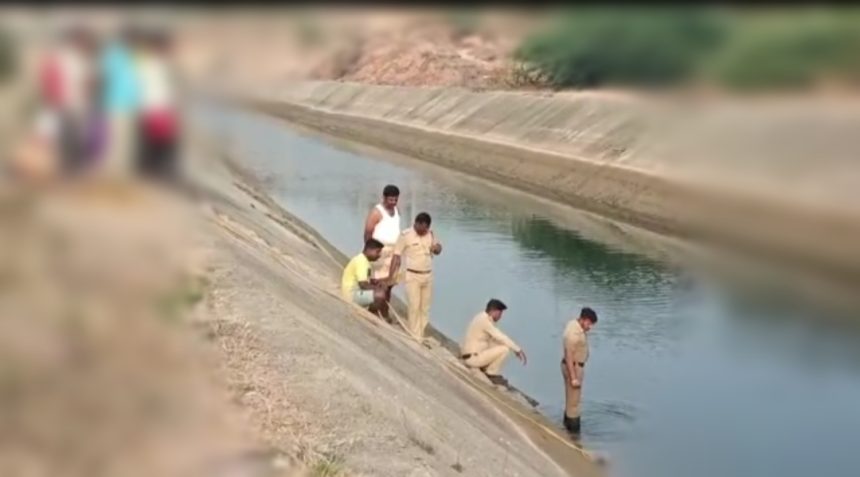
[372,204,401,245]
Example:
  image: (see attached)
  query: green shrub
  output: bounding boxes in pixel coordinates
[516,8,860,91]
[515,8,728,89]
[709,10,860,90]
[294,14,324,48]
[0,28,16,84]
[446,8,481,39]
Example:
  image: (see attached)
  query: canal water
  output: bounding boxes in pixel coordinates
[198,105,860,477]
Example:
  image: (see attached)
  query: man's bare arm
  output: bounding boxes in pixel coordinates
[363,208,382,243]
[387,255,401,284]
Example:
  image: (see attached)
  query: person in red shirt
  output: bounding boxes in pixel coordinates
[136,28,181,181]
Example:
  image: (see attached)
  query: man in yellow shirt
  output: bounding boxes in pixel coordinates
[460,299,527,387]
[561,307,598,434]
[341,239,386,312]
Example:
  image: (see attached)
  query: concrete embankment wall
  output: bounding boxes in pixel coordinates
[244,81,860,282]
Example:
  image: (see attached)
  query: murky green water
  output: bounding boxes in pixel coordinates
[199,105,860,477]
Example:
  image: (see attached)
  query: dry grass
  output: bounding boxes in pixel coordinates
[307,452,346,477]
[205,318,357,476]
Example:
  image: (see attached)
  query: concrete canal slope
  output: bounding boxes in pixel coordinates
[244,81,860,286]
[189,139,604,476]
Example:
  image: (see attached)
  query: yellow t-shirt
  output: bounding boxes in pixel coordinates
[341,253,371,299]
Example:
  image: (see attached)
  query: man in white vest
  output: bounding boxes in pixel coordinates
[363,184,401,318]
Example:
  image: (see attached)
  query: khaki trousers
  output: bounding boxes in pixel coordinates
[561,360,584,418]
[464,345,510,375]
[404,270,433,338]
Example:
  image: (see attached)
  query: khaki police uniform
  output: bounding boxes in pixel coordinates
[561,320,589,419]
[392,228,438,338]
[461,311,522,376]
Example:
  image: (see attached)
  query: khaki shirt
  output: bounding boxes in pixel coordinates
[562,320,589,364]
[392,227,437,272]
[462,312,521,355]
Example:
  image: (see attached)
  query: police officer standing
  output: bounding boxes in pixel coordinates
[388,212,442,339]
[561,307,598,434]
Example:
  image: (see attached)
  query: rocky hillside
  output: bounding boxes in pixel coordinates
[179,10,543,92]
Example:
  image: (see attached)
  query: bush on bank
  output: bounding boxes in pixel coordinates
[709,10,860,90]
[515,8,860,91]
[514,8,728,89]
[0,28,16,84]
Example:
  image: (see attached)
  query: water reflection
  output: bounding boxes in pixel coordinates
[510,215,673,289]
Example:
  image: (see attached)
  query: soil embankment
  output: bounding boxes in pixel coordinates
[244,81,860,287]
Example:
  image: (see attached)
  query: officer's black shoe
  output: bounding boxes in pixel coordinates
[486,374,509,386]
[563,414,581,434]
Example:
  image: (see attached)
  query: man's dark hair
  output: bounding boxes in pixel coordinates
[364,238,384,251]
[580,307,598,323]
[383,185,400,198]
[415,212,432,226]
[486,298,508,312]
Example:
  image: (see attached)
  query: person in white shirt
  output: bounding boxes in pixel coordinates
[363,184,401,318]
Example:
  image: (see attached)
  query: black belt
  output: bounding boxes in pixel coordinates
[407,269,432,274]
[562,358,586,368]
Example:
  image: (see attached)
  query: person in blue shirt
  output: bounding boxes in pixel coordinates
[99,25,141,177]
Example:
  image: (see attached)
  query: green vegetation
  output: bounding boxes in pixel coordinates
[710,10,860,90]
[0,28,16,84]
[515,8,860,91]
[515,8,728,89]
[309,452,345,477]
[155,275,208,324]
[446,8,481,39]
[294,14,325,48]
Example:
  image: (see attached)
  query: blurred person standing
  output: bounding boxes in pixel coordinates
[135,28,181,181]
[99,25,141,178]
[38,26,97,175]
